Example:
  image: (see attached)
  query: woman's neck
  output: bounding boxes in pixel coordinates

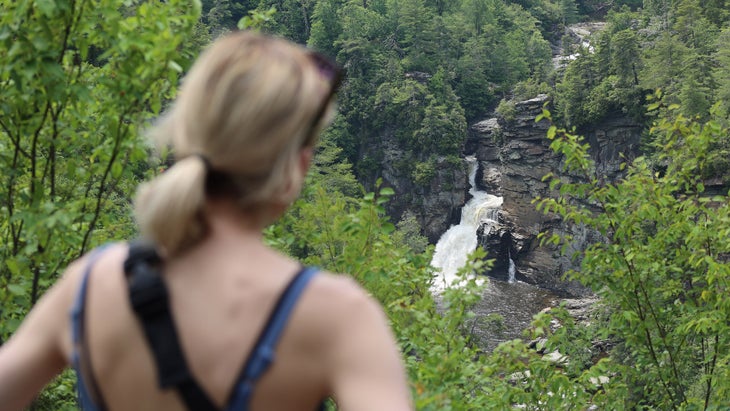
[203,199,269,238]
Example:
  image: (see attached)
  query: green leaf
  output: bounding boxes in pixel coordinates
[546,125,557,140]
[35,0,57,17]
[168,60,183,73]
[6,259,21,276]
[111,162,123,178]
[7,284,26,296]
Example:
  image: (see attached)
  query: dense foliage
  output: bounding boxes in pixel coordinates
[2,0,730,410]
[553,1,730,130]
[531,103,730,409]
[0,0,199,339]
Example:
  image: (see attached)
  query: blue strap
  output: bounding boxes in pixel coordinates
[71,244,113,411]
[226,266,319,411]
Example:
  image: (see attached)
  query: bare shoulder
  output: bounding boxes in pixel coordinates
[59,243,127,281]
[21,243,128,326]
[294,270,392,349]
[306,271,386,323]
[303,271,414,410]
[0,243,129,411]
[302,270,395,359]
[308,271,369,299]
[54,243,129,354]
[55,243,128,305]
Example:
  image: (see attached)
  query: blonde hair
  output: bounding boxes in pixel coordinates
[134,31,337,256]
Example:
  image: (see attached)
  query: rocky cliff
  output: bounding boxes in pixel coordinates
[361,128,468,243]
[464,94,643,297]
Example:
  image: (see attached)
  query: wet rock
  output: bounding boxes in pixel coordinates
[543,350,569,365]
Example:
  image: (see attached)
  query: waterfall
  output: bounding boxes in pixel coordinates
[431,156,503,292]
[508,251,516,284]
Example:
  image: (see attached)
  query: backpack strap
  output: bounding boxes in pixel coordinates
[226,266,319,410]
[124,240,218,411]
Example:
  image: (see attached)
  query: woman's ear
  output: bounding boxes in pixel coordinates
[277,147,314,206]
[299,146,313,176]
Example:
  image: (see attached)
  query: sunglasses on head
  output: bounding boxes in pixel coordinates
[302,51,344,147]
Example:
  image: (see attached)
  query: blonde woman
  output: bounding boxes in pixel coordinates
[0,31,413,411]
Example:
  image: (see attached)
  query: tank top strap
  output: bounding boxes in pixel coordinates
[226,266,319,411]
[70,244,114,411]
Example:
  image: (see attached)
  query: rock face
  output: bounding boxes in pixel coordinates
[361,129,467,243]
[413,156,468,242]
[464,95,643,296]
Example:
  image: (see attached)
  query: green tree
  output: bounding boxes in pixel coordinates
[643,0,672,27]
[700,0,730,27]
[673,0,716,51]
[207,0,234,37]
[308,0,344,56]
[425,0,459,16]
[554,48,601,126]
[606,28,646,120]
[610,29,641,87]
[641,28,686,97]
[454,35,497,121]
[0,0,199,407]
[713,27,730,120]
[257,0,311,42]
[461,0,491,36]
[393,211,429,253]
[534,104,730,409]
[388,0,438,72]
[558,0,579,25]
[373,78,430,148]
[525,30,553,79]
[308,117,362,197]
[678,72,713,119]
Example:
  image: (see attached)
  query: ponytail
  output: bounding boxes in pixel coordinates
[134,156,208,256]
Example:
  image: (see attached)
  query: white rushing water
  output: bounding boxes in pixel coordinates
[508,253,517,284]
[431,156,503,292]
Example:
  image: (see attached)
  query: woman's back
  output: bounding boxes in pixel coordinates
[64,225,398,410]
